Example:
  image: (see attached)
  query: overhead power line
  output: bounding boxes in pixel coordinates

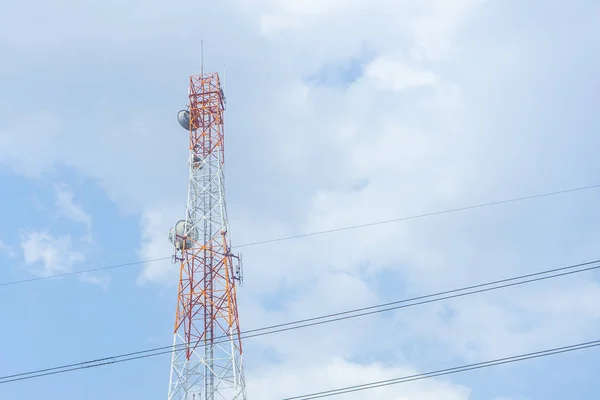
[236,183,600,248]
[0,258,169,288]
[2,182,599,288]
[282,339,600,399]
[1,258,599,384]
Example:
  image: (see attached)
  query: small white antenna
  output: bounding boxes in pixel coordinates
[201,40,204,75]
[223,63,227,107]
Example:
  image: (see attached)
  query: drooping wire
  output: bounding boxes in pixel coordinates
[0,258,169,287]
[1,257,599,384]
[2,182,599,288]
[236,183,600,248]
[282,339,600,399]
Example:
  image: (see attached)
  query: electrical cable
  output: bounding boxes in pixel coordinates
[1,182,599,288]
[282,339,600,399]
[0,258,169,287]
[236,183,600,248]
[1,258,599,384]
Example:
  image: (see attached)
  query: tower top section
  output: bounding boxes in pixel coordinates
[176,72,226,131]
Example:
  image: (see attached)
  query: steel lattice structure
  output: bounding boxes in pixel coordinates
[168,72,247,400]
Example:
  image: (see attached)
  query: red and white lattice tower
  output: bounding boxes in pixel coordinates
[168,72,247,400]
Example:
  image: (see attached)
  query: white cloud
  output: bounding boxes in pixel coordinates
[364,57,437,91]
[238,269,471,398]
[0,239,14,257]
[390,277,600,362]
[20,230,84,277]
[137,208,180,285]
[247,358,471,400]
[53,183,94,244]
[79,272,111,290]
[19,230,109,288]
[11,185,103,288]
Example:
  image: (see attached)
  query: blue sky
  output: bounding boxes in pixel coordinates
[2,0,600,399]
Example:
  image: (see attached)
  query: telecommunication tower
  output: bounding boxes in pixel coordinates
[167,71,247,400]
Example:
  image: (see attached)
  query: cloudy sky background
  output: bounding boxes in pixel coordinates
[1,0,600,399]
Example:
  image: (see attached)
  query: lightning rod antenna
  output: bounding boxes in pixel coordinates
[223,63,227,108]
